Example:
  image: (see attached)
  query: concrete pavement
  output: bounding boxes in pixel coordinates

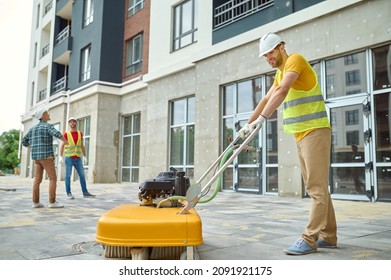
[1,175,391,260]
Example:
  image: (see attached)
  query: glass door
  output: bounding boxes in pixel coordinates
[233,118,262,193]
[328,96,373,201]
[373,92,391,201]
[220,75,278,194]
[371,44,391,201]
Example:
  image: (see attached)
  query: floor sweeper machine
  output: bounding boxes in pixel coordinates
[95,124,261,260]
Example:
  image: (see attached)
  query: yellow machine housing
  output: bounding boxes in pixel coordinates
[96,204,203,259]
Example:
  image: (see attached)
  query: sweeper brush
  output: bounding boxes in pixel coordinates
[95,124,261,260]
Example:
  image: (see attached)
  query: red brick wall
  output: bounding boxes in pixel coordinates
[123,0,151,82]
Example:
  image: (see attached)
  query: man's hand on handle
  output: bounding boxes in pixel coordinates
[238,115,266,139]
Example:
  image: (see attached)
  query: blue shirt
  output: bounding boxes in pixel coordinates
[22,121,63,160]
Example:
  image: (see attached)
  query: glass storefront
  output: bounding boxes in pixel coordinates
[219,43,391,202]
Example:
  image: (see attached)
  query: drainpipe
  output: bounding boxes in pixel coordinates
[66,89,70,123]
[17,115,23,160]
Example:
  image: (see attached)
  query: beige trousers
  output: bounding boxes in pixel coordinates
[296,128,337,248]
[33,157,57,204]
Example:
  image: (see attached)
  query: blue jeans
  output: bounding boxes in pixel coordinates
[65,157,87,194]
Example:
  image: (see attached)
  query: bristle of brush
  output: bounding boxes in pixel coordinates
[103,245,186,260]
[150,246,186,260]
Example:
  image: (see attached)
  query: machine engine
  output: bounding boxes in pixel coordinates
[138,168,190,206]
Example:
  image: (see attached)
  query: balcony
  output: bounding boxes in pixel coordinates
[53,26,72,65]
[214,0,274,30]
[52,76,68,94]
[44,1,53,16]
[38,88,47,102]
[40,43,50,58]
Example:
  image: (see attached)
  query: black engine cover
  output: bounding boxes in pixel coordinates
[138,169,190,203]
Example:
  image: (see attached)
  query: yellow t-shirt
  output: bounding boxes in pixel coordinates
[273,54,318,141]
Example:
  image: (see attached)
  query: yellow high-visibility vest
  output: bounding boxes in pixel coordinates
[276,67,330,134]
[64,131,83,157]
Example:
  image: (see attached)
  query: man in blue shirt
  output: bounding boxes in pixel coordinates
[22,107,68,208]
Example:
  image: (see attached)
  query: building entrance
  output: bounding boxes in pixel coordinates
[328,96,373,201]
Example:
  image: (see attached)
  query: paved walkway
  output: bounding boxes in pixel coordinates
[1,175,391,260]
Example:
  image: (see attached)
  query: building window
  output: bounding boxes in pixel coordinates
[173,0,198,51]
[36,4,40,29]
[170,97,195,179]
[122,113,140,182]
[80,45,91,82]
[326,74,335,98]
[325,51,367,98]
[345,70,361,86]
[330,112,337,126]
[33,43,37,67]
[332,131,338,146]
[221,75,278,193]
[77,117,91,166]
[344,54,359,65]
[128,0,144,17]
[345,109,359,125]
[372,44,391,90]
[125,34,143,76]
[38,88,47,102]
[83,0,94,27]
[346,131,359,146]
[31,82,35,106]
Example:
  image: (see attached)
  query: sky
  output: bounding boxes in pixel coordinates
[0,0,33,134]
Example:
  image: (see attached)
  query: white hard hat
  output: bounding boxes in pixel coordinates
[68,117,77,122]
[34,107,49,120]
[258,33,284,57]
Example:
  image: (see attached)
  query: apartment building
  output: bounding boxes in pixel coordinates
[21,0,391,203]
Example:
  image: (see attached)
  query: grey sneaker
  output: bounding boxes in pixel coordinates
[48,201,64,208]
[32,202,44,208]
[83,192,96,198]
[284,239,317,255]
[67,192,74,200]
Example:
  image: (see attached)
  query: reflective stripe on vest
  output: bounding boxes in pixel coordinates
[64,131,83,157]
[277,68,330,134]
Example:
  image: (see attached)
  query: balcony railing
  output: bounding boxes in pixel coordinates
[55,25,70,46]
[214,0,274,30]
[44,1,53,16]
[38,88,47,102]
[53,76,68,93]
[41,43,50,58]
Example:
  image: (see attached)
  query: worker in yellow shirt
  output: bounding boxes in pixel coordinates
[239,33,337,255]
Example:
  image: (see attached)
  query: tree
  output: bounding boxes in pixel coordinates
[0,129,20,174]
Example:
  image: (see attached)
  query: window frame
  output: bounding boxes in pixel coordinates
[128,0,144,17]
[80,45,91,82]
[172,0,198,51]
[169,96,195,179]
[83,0,94,28]
[125,34,143,76]
[121,113,141,183]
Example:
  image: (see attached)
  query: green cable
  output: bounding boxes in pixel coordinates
[159,146,234,207]
[198,146,234,203]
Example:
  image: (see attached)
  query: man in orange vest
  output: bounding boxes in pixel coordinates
[60,117,95,199]
[239,33,337,255]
